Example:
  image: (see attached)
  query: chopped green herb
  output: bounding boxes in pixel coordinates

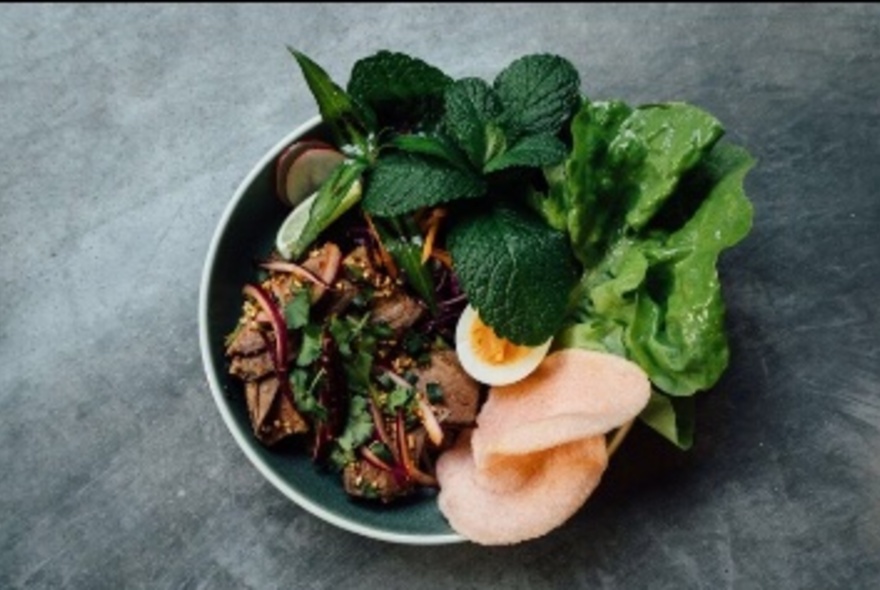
[425,382,444,404]
[296,323,323,367]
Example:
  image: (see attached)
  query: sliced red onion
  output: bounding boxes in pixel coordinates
[242,283,288,374]
[360,446,394,472]
[259,260,332,289]
[384,370,444,446]
[242,283,297,423]
[368,397,393,453]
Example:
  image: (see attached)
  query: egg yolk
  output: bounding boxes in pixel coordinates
[470,314,531,365]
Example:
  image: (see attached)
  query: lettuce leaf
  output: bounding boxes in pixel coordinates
[557,99,754,446]
[640,390,695,450]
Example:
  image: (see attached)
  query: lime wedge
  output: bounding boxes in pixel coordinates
[276,192,317,260]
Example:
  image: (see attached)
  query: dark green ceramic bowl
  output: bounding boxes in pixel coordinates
[199,116,463,544]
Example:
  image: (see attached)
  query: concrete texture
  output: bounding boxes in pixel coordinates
[2,3,879,588]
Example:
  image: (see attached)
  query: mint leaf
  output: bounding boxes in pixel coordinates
[484,133,568,173]
[442,77,504,167]
[493,54,581,139]
[289,48,374,151]
[362,153,485,216]
[448,206,580,345]
[347,50,451,128]
[391,133,472,172]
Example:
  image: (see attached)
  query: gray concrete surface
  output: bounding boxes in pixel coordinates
[2,4,879,588]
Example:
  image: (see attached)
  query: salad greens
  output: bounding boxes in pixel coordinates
[286,48,754,449]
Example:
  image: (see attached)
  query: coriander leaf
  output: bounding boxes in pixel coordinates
[639,390,694,450]
[442,77,504,167]
[387,385,413,414]
[343,349,374,396]
[347,50,452,129]
[362,153,485,216]
[390,133,473,173]
[290,368,327,421]
[448,205,580,345]
[296,323,323,367]
[291,159,367,259]
[328,395,374,469]
[493,53,581,139]
[484,133,568,173]
[289,48,374,151]
[284,289,311,329]
[328,313,369,357]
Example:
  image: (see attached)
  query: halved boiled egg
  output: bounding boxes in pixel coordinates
[455,305,552,386]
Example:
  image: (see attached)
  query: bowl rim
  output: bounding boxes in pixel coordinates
[198,114,464,545]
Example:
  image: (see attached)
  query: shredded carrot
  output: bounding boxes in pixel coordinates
[420,208,447,263]
[363,212,399,279]
[430,248,453,268]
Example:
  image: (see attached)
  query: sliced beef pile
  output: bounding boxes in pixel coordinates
[225,242,347,446]
[225,236,483,503]
[331,244,426,330]
[342,414,432,503]
[225,308,308,447]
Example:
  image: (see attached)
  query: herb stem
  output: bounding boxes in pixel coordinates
[607,419,634,457]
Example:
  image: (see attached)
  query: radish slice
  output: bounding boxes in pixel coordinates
[276,140,346,207]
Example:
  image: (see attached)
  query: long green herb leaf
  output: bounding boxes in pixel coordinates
[289,48,374,152]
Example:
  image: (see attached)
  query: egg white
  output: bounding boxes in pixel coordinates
[455,305,551,387]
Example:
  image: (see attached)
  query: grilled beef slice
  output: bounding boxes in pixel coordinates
[370,290,425,331]
[413,349,481,426]
[343,459,411,503]
[245,376,309,446]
